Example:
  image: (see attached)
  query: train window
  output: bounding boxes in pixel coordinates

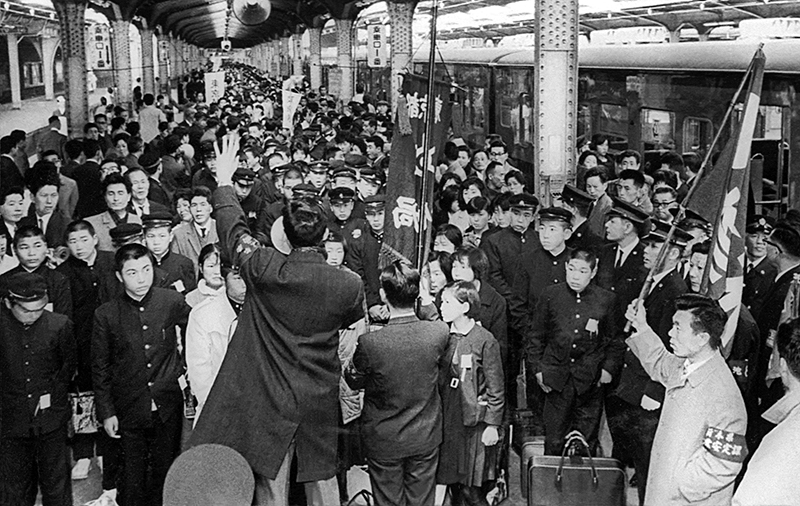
[683,117,713,158]
[496,69,530,140]
[755,106,783,140]
[641,108,675,151]
[23,63,43,87]
[598,103,628,151]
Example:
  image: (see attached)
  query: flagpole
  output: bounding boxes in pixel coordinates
[624,43,763,332]
[415,0,440,272]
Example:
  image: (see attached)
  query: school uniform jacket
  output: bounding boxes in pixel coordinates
[0,264,73,319]
[509,246,571,335]
[742,256,777,319]
[189,186,365,482]
[480,227,540,302]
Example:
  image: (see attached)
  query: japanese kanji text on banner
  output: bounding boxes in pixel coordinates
[381,74,452,268]
[204,72,226,103]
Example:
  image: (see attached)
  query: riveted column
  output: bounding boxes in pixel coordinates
[387,1,416,108]
[335,18,354,102]
[111,19,133,108]
[6,33,22,110]
[533,0,579,205]
[53,0,89,137]
[140,26,155,95]
[292,28,304,77]
[157,32,170,95]
[308,26,322,91]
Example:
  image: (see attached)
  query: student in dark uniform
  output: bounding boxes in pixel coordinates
[232,166,269,239]
[606,219,691,504]
[92,243,191,506]
[479,193,540,303]
[346,262,449,506]
[0,272,76,506]
[346,195,387,325]
[743,215,777,318]
[327,186,368,242]
[0,225,73,318]
[56,220,121,487]
[561,184,603,253]
[353,168,383,220]
[142,211,197,295]
[526,248,624,455]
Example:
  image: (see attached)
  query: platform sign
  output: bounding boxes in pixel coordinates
[204,71,226,102]
[368,25,387,68]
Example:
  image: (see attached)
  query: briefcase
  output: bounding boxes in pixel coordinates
[70,392,100,435]
[525,431,625,506]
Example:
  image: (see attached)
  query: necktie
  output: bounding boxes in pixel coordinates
[615,248,623,269]
[38,217,43,231]
[200,228,207,239]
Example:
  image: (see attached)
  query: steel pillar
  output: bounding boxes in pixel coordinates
[157,33,170,95]
[140,27,155,95]
[308,27,322,91]
[53,0,89,137]
[111,19,133,108]
[6,34,22,110]
[335,18,354,102]
[292,30,304,77]
[387,1,416,109]
[533,0,579,205]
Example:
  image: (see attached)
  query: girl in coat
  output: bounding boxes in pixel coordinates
[438,281,505,506]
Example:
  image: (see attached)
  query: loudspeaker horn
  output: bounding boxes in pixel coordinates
[232,0,271,26]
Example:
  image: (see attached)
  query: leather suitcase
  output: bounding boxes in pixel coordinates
[525,432,626,506]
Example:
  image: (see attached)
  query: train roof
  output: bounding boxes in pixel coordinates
[412,39,800,74]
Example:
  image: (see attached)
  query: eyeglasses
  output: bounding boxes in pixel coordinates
[653,201,676,208]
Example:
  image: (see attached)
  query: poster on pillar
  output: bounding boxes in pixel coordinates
[282,90,303,130]
[367,25,387,68]
[381,74,453,268]
[204,72,226,102]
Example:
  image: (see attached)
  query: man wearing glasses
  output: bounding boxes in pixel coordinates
[652,187,678,223]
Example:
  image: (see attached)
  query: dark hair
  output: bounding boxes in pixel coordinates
[83,122,99,134]
[674,293,727,350]
[485,161,504,177]
[660,151,684,171]
[618,150,641,165]
[380,261,420,308]
[653,169,679,190]
[66,219,96,237]
[143,94,155,106]
[491,192,512,212]
[653,185,677,199]
[197,243,222,281]
[584,166,608,183]
[453,246,489,281]
[578,150,599,167]
[568,247,598,269]
[691,240,711,256]
[26,161,61,195]
[458,177,486,209]
[436,173,463,195]
[128,137,144,154]
[191,186,213,204]
[83,139,102,159]
[682,152,702,174]
[65,139,83,160]
[366,135,384,150]
[777,318,800,379]
[115,243,153,273]
[505,169,526,187]
[434,224,463,250]
[1,186,25,204]
[429,250,453,283]
[465,196,491,215]
[444,280,480,313]
[590,133,609,150]
[165,134,183,154]
[282,197,327,248]
[102,173,131,194]
[439,186,461,214]
[444,141,459,162]
[770,223,800,258]
[618,169,645,188]
[124,166,148,184]
[13,225,46,249]
[488,140,507,153]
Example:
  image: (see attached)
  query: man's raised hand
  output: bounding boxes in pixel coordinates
[214,132,241,187]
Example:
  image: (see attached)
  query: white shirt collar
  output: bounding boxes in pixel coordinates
[649,266,676,293]
[616,237,640,265]
[682,355,713,379]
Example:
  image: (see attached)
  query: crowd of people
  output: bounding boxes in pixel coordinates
[0,60,798,506]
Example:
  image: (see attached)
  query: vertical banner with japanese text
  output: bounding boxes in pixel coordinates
[204,71,226,102]
[381,74,452,268]
[282,90,302,130]
[367,25,387,68]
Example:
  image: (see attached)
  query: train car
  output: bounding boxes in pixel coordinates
[409,39,800,212]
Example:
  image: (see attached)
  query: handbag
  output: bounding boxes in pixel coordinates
[526,431,625,506]
[70,392,100,435]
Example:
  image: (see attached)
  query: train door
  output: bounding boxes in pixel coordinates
[750,105,789,215]
[639,108,676,173]
[494,67,533,165]
[452,64,488,149]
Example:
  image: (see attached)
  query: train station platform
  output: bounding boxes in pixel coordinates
[0,88,104,139]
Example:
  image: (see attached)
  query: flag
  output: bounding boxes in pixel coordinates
[381,74,452,268]
[686,48,765,353]
[204,72,226,103]
[281,90,302,130]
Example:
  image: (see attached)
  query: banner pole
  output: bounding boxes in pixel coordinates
[415,0,439,272]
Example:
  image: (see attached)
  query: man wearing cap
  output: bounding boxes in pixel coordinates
[354,167,383,220]
[331,166,357,192]
[190,134,365,506]
[561,184,603,252]
[86,174,142,252]
[92,243,191,506]
[480,193,541,303]
[526,248,623,455]
[143,211,197,296]
[328,187,368,242]
[138,151,170,208]
[231,166,269,239]
[306,161,330,194]
[346,194,388,324]
[192,141,219,192]
[743,215,777,318]
[606,219,690,503]
[0,272,76,505]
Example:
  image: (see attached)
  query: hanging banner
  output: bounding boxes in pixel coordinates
[204,71,226,102]
[282,90,302,130]
[368,25,387,68]
[382,74,453,267]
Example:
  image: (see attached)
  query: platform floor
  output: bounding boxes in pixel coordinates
[0,90,104,139]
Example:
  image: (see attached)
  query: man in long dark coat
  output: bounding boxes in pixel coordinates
[190,134,365,506]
